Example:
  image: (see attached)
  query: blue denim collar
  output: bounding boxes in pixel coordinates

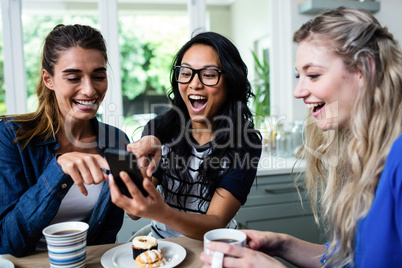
[33,117,103,151]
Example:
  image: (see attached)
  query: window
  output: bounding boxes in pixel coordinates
[0,11,5,114]
[4,0,244,142]
[17,1,191,141]
[21,9,99,112]
[118,12,189,140]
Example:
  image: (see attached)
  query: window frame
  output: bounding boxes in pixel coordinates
[1,0,206,128]
[1,0,27,114]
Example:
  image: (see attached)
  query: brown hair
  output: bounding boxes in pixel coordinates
[1,24,107,148]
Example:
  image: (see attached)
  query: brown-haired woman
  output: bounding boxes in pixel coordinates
[0,24,129,257]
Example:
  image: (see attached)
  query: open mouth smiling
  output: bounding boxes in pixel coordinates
[73,98,98,108]
[188,94,207,111]
[306,102,325,113]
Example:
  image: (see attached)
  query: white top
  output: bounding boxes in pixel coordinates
[36,182,104,250]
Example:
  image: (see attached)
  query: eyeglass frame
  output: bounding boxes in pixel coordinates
[173,65,225,86]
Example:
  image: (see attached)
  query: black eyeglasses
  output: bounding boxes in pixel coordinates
[173,66,225,86]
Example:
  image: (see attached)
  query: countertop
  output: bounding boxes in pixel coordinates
[256,150,304,176]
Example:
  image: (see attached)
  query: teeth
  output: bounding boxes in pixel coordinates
[189,95,206,100]
[306,102,324,109]
[75,99,96,106]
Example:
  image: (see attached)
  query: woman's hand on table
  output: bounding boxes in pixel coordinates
[127,135,161,177]
[230,230,325,268]
[200,229,289,268]
[200,241,286,268]
[57,152,109,196]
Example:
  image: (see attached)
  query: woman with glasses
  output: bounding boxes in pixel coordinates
[110,32,262,240]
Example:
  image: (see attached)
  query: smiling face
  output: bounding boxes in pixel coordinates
[293,40,362,131]
[42,47,107,123]
[178,44,227,128]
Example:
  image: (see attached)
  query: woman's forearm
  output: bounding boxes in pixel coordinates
[153,188,241,240]
[153,208,229,240]
[277,233,325,268]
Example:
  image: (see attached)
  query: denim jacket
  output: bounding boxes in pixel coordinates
[0,117,129,257]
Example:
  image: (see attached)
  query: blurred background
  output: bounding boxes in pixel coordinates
[1,0,399,156]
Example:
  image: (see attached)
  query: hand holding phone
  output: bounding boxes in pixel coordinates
[104,148,148,197]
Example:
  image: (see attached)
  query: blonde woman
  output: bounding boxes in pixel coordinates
[200,7,402,268]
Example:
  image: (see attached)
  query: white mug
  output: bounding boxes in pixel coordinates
[42,221,89,268]
[203,228,246,268]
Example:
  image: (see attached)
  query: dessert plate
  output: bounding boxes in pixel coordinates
[101,240,186,268]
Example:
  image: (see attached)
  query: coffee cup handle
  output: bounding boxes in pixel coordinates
[211,251,224,268]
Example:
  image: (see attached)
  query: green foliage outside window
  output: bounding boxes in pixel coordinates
[119,15,188,100]
[0,20,5,114]
[0,53,5,114]
[0,14,187,114]
[252,49,270,127]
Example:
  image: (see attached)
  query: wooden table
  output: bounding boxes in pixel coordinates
[0,236,204,268]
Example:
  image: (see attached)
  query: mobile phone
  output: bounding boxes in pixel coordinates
[104,148,148,197]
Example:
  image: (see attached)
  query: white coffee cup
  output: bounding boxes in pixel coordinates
[203,228,246,268]
[42,221,89,268]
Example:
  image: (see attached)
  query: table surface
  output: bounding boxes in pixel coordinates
[0,236,204,268]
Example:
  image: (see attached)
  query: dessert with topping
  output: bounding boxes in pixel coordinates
[135,249,167,268]
[132,236,158,260]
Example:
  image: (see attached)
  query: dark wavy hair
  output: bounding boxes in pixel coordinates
[146,32,261,209]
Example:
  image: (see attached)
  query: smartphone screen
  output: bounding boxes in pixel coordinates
[104,148,148,197]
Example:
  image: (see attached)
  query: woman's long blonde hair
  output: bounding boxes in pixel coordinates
[0,24,107,149]
[294,7,402,267]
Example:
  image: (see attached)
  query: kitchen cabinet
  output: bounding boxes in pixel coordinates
[235,169,325,267]
[236,172,323,244]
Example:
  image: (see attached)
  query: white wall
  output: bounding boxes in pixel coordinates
[229,0,270,83]
[375,0,402,44]
[290,0,312,122]
[208,5,232,37]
